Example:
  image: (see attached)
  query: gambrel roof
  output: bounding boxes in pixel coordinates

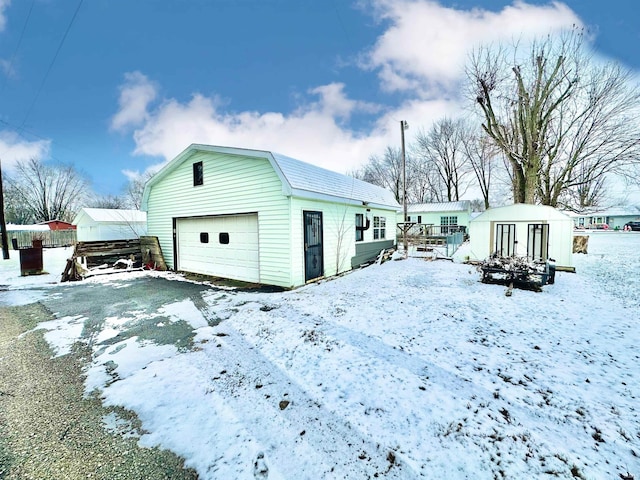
[142,144,400,210]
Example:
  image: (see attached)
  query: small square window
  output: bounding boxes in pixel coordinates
[200,232,209,243]
[193,161,203,186]
[219,232,230,244]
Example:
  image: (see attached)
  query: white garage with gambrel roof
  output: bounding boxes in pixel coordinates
[142,144,400,288]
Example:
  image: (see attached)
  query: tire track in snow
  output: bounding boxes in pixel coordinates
[198,326,415,479]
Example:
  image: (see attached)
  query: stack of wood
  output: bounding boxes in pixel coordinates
[376,247,397,264]
[60,236,167,282]
[479,255,550,292]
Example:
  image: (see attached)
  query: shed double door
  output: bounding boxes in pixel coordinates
[494,223,549,261]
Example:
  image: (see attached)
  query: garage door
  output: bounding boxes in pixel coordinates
[176,214,259,283]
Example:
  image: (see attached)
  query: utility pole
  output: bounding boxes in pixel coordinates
[0,158,10,260]
[400,120,409,254]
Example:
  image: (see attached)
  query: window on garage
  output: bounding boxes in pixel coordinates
[193,161,203,186]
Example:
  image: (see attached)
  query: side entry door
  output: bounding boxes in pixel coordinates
[303,211,323,282]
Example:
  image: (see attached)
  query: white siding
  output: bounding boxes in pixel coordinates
[145,151,292,287]
[398,209,472,229]
[289,198,396,286]
[76,222,145,241]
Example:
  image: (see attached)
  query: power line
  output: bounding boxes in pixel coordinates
[19,0,84,130]
[0,0,36,96]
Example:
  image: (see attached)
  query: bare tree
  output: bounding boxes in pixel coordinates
[405,152,440,203]
[7,158,89,223]
[353,147,404,203]
[2,175,33,224]
[468,30,640,207]
[90,194,128,209]
[125,171,155,209]
[462,129,500,210]
[414,118,471,202]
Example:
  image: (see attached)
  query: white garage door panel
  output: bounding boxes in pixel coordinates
[177,215,259,283]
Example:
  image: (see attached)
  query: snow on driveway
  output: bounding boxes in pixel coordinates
[5,233,640,479]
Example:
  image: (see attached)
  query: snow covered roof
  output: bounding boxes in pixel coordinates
[270,151,399,209]
[471,203,572,222]
[73,208,147,225]
[142,145,400,210]
[405,201,470,213]
[4,224,50,232]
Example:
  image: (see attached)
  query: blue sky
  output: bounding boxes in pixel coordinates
[0,0,639,201]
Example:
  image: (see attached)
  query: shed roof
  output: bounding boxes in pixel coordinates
[405,201,470,213]
[471,203,572,222]
[73,208,147,225]
[141,145,400,210]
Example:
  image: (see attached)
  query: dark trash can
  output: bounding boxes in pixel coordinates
[19,241,44,276]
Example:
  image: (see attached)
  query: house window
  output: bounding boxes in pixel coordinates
[219,232,230,244]
[417,215,422,223]
[373,216,386,239]
[193,161,203,186]
[441,216,458,234]
[200,232,209,243]
[355,214,364,242]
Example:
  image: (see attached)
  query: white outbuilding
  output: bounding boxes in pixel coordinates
[468,204,574,270]
[73,208,147,242]
[141,144,400,288]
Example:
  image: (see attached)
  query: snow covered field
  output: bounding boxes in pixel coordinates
[1,233,639,479]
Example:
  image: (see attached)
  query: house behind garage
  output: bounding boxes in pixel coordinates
[399,201,472,234]
[142,144,400,288]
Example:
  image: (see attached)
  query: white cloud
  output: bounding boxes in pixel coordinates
[110,71,158,132]
[113,1,587,179]
[116,79,422,175]
[0,0,10,32]
[362,0,583,94]
[0,131,50,171]
[0,58,16,78]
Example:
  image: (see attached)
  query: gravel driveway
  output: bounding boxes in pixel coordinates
[0,276,212,480]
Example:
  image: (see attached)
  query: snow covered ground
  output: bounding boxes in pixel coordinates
[1,233,639,479]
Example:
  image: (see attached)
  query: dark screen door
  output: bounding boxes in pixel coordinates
[304,211,323,281]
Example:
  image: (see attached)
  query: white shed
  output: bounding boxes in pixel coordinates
[73,208,147,242]
[142,144,400,288]
[468,204,574,270]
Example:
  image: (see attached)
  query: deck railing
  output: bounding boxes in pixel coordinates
[396,223,466,257]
